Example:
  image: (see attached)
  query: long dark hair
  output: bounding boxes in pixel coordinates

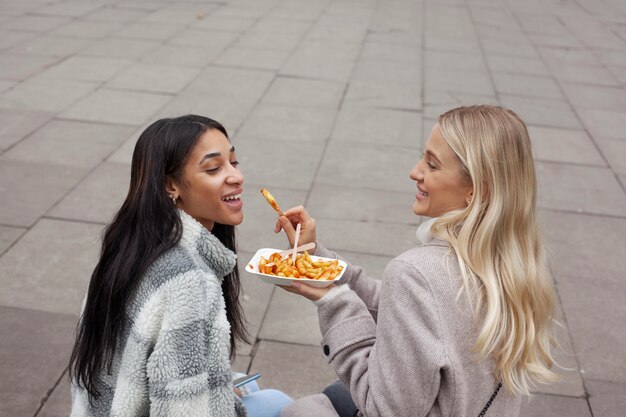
[69,115,249,401]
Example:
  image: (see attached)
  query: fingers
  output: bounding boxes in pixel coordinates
[276,215,296,245]
[282,205,312,225]
[277,282,332,302]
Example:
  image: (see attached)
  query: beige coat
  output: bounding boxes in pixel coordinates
[281,237,521,417]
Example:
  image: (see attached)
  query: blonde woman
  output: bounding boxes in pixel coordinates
[275,105,558,417]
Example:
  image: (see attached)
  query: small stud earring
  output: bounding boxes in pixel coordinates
[171,195,177,205]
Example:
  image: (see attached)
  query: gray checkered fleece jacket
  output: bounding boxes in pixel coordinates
[70,210,247,417]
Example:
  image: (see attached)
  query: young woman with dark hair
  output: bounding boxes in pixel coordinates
[69,115,291,417]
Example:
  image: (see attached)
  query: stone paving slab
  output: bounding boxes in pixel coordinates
[216,46,292,72]
[249,341,337,399]
[1,0,625,415]
[540,210,626,284]
[0,76,98,113]
[48,162,131,224]
[234,139,324,190]
[0,159,88,227]
[577,108,626,140]
[37,56,132,83]
[236,103,336,144]
[10,35,93,58]
[0,219,101,315]
[1,120,134,168]
[262,77,345,109]
[49,19,122,39]
[557,274,626,383]
[107,62,200,94]
[78,37,160,60]
[315,218,417,258]
[0,108,52,151]
[595,136,626,175]
[0,54,59,81]
[527,126,606,166]
[60,88,172,126]
[0,225,25,256]
[519,394,591,417]
[315,141,420,194]
[586,379,626,417]
[0,30,36,50]
[536,162,626,216]
[500,95,583,129]
[238,255,276,356]
[37,373,71,417]
[330,106,422,148]
[307,185,419,226]
[155,91,254,134]
[0,306,76,417]
[0,80,15,94]
[259,288,322,346]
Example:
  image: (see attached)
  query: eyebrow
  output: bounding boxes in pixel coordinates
[199,145,235,164]
[425,149,442,164]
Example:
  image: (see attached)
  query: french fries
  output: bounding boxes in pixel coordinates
[258,251,343,281]
[260,188,284,216]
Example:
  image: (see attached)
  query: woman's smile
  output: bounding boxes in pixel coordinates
[416,186,429,200]
[222,190,243,209]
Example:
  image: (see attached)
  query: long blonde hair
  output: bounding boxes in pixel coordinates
[432,105,558,395]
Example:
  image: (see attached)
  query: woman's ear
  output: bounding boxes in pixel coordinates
[465,189,473,206]
[165,177,179,200]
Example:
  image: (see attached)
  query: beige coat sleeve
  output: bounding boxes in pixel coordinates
[317,258,446,417]
[315,242,382,320]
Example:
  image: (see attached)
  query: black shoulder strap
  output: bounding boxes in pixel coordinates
[477,382,503,417]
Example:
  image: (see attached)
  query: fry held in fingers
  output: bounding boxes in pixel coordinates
[257,251,343,280]
[260,188,284,216]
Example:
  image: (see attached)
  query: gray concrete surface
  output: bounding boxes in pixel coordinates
[1,0,625,416]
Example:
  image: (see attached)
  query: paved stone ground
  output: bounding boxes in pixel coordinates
[1,0,625,415]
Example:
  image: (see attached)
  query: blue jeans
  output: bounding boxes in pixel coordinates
[239,378,293,417]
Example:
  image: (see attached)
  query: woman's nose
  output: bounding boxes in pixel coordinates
[228,166,244,185]
[409,162,422,181]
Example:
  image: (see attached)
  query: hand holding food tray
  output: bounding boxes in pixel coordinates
[245,248,346,287]
[251,187,340,286]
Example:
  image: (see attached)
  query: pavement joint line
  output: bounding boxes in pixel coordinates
[98,85,177,96]
[242,3,375,366]
[246,284,276,371]
[508,6,618,409]
[0,226,27,258]
[226,0,322,139]
[533,158,609,169]
[467,4,503,105]
[301,0,380,208]
[210,62,276,73]
[53,115,140,128]
[255,338,322,349]
[33,367,68,417]
[41,216,109,227]
[314,215,420,227]
[537,205,626,221]
[584,377,626,385]
[528,391,589,400]
[512,11,616,186]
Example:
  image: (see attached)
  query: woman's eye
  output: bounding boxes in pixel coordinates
[427,160,436,169]
[231,160,239,167]
[205,167,220,173]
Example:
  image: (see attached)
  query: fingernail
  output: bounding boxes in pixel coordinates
[291,282,299,288]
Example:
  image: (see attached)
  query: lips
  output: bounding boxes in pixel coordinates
[416,186,428,197]
[222,190,243,208]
